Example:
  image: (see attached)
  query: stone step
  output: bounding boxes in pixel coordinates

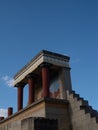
[73,93,80,98]
[80,105,93,113]
[80,105,98,123]
[69,90,89,106]
[69,90,75,95]
[69,90,81,101]
[68,90,98,124]
[77,97,84,101]
[82,100,89,106]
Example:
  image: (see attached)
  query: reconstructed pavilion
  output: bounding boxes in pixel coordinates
[0,50,98,130]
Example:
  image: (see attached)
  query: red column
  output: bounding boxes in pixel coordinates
[41,63,50,98]
[8,107,13,116]
[16,83,24,111]
[27,73,35,105]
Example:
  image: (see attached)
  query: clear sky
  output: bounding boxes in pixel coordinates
[0,0,98,117]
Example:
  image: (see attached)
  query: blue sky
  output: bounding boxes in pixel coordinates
[0,0,98,117]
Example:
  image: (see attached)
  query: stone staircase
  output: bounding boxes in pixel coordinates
[66,90,98,130]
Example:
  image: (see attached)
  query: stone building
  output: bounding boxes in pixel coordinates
[0,50,98,130]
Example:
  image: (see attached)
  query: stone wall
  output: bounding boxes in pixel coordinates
[58,67,72,99]
[45,99,71,130]
[21,117,58,130]
[0,99,46,130]
[0,98,68,130]
[67,90,98,130]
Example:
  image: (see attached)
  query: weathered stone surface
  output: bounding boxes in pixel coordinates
[67,90,98,130]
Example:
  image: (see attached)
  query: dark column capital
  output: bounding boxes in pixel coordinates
[27,73,37,79]
[0,117,4,121]
[15,82,25,88]
[39,62,52,68]
[8,107,13,117]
